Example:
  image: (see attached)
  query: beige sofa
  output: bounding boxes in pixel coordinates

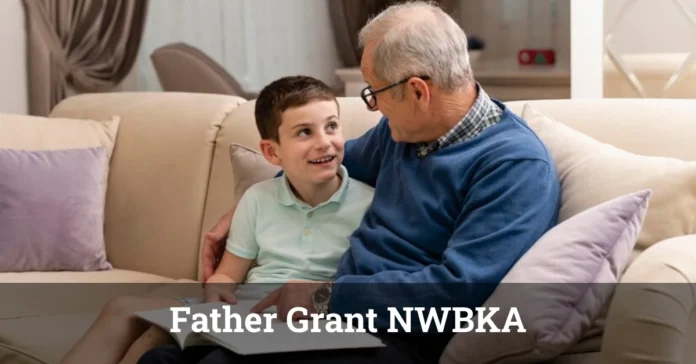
[0,92,695,364]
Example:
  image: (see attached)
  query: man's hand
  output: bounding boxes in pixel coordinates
[201,209,235,283]
[250,281,323,321]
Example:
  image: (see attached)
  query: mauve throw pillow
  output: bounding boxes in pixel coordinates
[0,147,112,271]
[440,190,651,364]
[229,143,281,208]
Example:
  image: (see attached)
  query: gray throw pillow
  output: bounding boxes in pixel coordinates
[440,190,651,364]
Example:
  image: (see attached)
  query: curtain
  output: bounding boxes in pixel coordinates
[328,0,458,68]
[21,0,148,116]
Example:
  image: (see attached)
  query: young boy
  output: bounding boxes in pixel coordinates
[203,75,374,303]
[61,75,374,364]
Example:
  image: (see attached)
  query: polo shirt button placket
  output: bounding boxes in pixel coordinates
[305,211,313,236]
[302,211,313,257]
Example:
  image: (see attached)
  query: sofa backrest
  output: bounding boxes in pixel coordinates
[505,98,696,161]
[50,92,246,280]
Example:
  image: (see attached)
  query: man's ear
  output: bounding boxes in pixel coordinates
[410,77,430,107]
[259,139,282,166]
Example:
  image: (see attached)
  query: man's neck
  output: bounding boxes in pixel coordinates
[426,83,478,142]
[290,173,342,207]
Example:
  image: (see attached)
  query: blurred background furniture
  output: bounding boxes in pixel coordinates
[336,57,571,102]
[150,42,258,100]
[603,0,696,99]
[604,52,696,98]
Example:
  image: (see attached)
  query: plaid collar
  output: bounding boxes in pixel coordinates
[416,83,503,157]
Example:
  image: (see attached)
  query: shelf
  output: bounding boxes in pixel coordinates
[335,57,571,101]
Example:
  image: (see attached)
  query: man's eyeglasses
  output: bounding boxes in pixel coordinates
[360,75,430,110]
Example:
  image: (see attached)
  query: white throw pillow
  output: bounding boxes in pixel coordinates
[522,103,696,253]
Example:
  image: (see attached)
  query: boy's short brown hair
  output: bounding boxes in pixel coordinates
[254,76,338,142]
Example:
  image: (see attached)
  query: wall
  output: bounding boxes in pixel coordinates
[136,0,342,93]
[0,0,28,114]
[603,0,696,98]
[459,0,571,66]
[605,0,696,54]
[461,0,696,65]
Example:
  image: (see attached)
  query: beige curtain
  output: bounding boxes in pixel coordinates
[328,0,458,68]
[22,0,148,116]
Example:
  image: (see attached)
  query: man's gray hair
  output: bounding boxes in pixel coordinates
[358,1,473,95]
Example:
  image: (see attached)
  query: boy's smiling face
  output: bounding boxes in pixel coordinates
[261,100,344,187]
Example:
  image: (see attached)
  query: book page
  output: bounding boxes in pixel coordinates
[202,318,385,355]
[134,301,263,348]
[135,307,193,348]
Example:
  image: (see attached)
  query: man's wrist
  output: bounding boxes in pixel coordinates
[312,281,333,315]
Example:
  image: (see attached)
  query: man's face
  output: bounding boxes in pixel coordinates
[360,43,430,143]
[269,100,344,187]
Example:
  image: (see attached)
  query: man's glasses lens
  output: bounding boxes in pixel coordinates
[361,88,376,109]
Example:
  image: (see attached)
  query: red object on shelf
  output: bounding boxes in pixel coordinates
[518,49,556,65]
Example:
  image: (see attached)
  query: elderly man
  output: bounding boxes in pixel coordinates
[138,2,560,364]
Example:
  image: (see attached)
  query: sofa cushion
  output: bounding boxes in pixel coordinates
[0,278,203,364]
[522,104,696,253]
[0,269,176,284]
[0,270,178,320]
[0,312,99,364]
[0,113,120,272]
[441,190,650,364]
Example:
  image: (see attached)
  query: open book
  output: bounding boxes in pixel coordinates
[135,300,385,355]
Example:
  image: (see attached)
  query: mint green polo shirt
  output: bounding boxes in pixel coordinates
[225,165,374,284]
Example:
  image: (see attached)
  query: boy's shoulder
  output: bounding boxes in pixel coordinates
[343,176,375,203]
[346,176,374,193]
[238,177,284,205]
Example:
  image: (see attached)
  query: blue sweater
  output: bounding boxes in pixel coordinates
[330,101,561,331]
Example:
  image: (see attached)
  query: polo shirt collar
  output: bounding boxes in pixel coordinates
[276,165,350,208]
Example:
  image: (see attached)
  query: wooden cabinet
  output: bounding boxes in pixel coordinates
[470,58,570,101]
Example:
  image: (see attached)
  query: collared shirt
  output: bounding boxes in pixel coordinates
[416,83,503,157]
[225,165,375,284]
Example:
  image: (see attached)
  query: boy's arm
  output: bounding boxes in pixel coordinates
[209,251,254,284]
[208,189,259,285]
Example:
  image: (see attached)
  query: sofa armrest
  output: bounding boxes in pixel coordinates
[599,234,696,364]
